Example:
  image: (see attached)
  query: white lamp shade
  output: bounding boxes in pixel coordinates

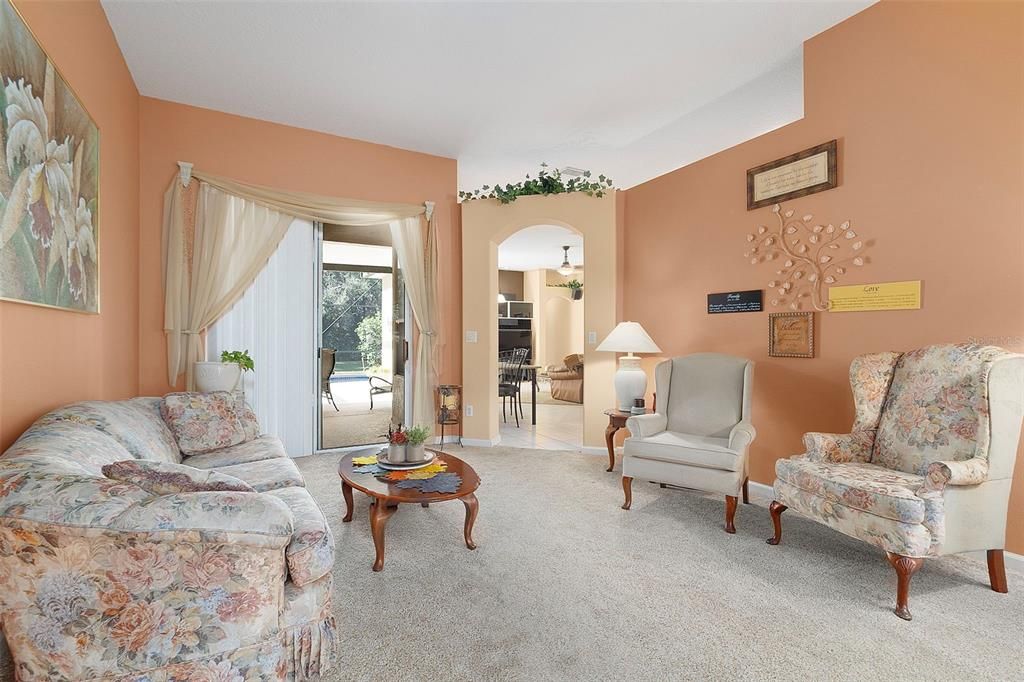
[596,321,661,354]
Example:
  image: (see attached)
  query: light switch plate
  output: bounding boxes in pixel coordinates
[465,405,474,417]
[587,331,598,345]
[465,330,478,343]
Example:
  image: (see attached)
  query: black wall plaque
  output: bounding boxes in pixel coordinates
[708,290,763,314]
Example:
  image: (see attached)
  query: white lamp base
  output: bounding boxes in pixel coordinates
[614,355,647,411]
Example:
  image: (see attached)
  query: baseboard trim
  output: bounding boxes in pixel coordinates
[964,549,1024,574]
[431,435,462,445]
[461,437,500,447]
[745,479,1024,574]
[1005,550,1024,574]
[746,479,774,501]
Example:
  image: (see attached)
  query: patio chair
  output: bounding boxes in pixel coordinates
[369,375,393,410]
[321,348,338,411]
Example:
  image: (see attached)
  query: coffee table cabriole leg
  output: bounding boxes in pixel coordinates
[369,499,398,572]
[341,480,354,522]
[461,493,479,550]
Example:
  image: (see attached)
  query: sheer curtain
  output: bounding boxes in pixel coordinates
[164,182,294,389]
[390,214,439,427]
[206,219,316,457]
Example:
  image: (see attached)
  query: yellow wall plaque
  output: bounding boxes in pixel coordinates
[828,280,921,312]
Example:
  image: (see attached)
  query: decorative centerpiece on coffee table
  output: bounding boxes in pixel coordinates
[382,425,434,469]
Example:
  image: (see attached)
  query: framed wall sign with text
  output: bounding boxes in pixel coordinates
[768,312,815,358]
[708,290,763,314]
[747,140,838,210]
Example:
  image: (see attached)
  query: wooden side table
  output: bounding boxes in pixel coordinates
[603,408,651,472]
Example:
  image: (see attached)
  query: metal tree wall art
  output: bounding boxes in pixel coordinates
[744,203,869,311]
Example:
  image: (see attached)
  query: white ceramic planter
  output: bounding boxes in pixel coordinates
[194,362,242,393]
[406,443,427,463]
[386,444,407,464]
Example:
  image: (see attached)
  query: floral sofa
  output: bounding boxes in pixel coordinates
[0,394,337,680]
[767,344,1024,620]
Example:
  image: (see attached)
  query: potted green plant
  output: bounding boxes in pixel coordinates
[556,279,583,300]
[404,425,432,463]
[194,350,254,393]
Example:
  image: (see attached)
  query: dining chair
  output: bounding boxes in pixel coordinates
[498,348,529,427]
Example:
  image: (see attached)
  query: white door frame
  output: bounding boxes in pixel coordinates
[313,221,414,454]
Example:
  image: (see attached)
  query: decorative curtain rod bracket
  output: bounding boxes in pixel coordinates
[424,201,435,222]
[177,161,193,188]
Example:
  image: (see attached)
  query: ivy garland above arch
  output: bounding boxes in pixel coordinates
[458,164,614,204]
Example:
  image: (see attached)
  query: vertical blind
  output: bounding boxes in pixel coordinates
[207,218,316,457]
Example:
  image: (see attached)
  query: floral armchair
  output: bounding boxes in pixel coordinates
[767,344,1024,620]
[0,396,337,680]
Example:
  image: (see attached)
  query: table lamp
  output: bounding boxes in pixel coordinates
[596,321,661,411]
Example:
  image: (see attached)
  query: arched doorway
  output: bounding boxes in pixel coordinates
[496,224,585,449]
[460,193,620,451]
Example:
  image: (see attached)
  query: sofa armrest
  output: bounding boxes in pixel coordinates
[111,490,295,549]
[923,457,989,492]
[803,431,874,464]
[728,421,757,452]
[626,413,667,439]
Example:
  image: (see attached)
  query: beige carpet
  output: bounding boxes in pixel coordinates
[2,447,1021,680]
[304,447,1022,680]
[321,404,390,448]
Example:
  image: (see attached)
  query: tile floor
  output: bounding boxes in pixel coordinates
[497,397,583,451]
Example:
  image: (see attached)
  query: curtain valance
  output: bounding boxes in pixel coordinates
[189,170,425,225]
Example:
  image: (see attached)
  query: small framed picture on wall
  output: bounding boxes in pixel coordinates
[747,140,838,210]
[768,312,815,358]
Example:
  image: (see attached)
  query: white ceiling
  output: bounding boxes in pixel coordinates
[102,1,873,190]
[498,225,582,272]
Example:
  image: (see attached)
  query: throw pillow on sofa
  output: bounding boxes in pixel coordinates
[102,459,255,495]
[234,394,262,441]
[161,391,256,455]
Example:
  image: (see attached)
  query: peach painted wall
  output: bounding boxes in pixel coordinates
[137,98,460,396]
[0,0,140,451]
[623,1,1024,551]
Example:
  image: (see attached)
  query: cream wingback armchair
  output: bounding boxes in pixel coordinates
[621,353,755,534]
[767,344,1024,621]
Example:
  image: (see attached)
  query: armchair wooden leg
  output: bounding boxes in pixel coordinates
[766,501,786,545]
[742,477,749,504]
[988,549,1009,593]
[886,552,924,620]
[724,495,738,534]
[621,476,633,510]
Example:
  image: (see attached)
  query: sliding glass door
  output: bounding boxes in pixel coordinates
[317,224,410,451]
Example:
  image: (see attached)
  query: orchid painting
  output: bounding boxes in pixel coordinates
[0,0,99,313]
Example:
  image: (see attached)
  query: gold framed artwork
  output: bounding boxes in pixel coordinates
[769,312,815,358]
[747,140,837,210]
[0,0,100,313]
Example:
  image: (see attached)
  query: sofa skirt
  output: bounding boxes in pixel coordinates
[111,609,338,681]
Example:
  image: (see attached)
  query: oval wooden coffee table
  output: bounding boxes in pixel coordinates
[338,449,481,572]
